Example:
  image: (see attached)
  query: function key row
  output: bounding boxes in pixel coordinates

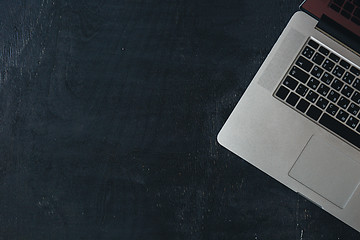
[302,40,360,75]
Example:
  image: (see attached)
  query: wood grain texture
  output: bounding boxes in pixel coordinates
[0,0,359,239]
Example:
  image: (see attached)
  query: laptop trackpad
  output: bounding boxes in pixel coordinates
[289,135,360,209]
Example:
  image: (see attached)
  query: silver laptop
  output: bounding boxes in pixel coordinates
[218,0,360,232]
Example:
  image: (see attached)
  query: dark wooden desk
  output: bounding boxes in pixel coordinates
[0,0,359,239]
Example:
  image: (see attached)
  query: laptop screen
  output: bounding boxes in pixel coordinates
[301,0,360,37]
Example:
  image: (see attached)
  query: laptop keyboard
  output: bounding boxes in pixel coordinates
[330,0,360,25]
[274,38,360,149]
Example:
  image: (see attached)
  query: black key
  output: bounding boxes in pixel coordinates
[320,113,360,149]
[332,65,345,78]
[290,66,310,83]
[322,59,335,71]
[354,8,360,17]
[312,53,325,65]
[344,2,355,12]
[348,103,360,115]
[341,85,354,98]
[341,10,351,19]
[338,96,350,109]
[276,86,290,100]
[286,92,300,106]
[328,90,340,102]
[295,84,309,96]
[340,60,350,69]
[307,77,320,90]
[352,16,360,25]
[333,0,344,6]
[345,2,355,11]
[296,99,310,113]
[346,116,359,129]
[307,105,322,121]
[355,7,360,16]
[308,40,319,49]
[316,97,329,109]
[350,66,360,76]
[296,56,314,72]
[319,46,330,56]
[306,90,319,103]
[330,3,341,12]
[317,84,330,96]
[336,109,349,122]
[343,72,355,84]
[351,91,360,104]
[353,78,360,91]
[326,103,339,116]
[311,66,324,78]
[302,46,315,59]
[283,76,298,90]
[321,72,334,85]
[331,78,344,91]
[329,53,340,63]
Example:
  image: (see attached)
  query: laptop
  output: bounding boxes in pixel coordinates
[218,0,360,232]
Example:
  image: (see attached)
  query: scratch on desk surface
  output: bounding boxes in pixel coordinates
[0,1,53,84]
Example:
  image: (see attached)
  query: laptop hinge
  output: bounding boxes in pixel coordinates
[316,15,360,56]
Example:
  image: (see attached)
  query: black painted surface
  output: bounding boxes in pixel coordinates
[0,0,359,239]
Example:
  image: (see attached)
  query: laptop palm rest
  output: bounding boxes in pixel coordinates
[289,135,360,209]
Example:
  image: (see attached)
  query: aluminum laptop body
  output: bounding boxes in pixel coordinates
[218,0,360,232]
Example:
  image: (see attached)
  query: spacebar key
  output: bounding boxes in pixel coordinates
[319,113,360,149]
